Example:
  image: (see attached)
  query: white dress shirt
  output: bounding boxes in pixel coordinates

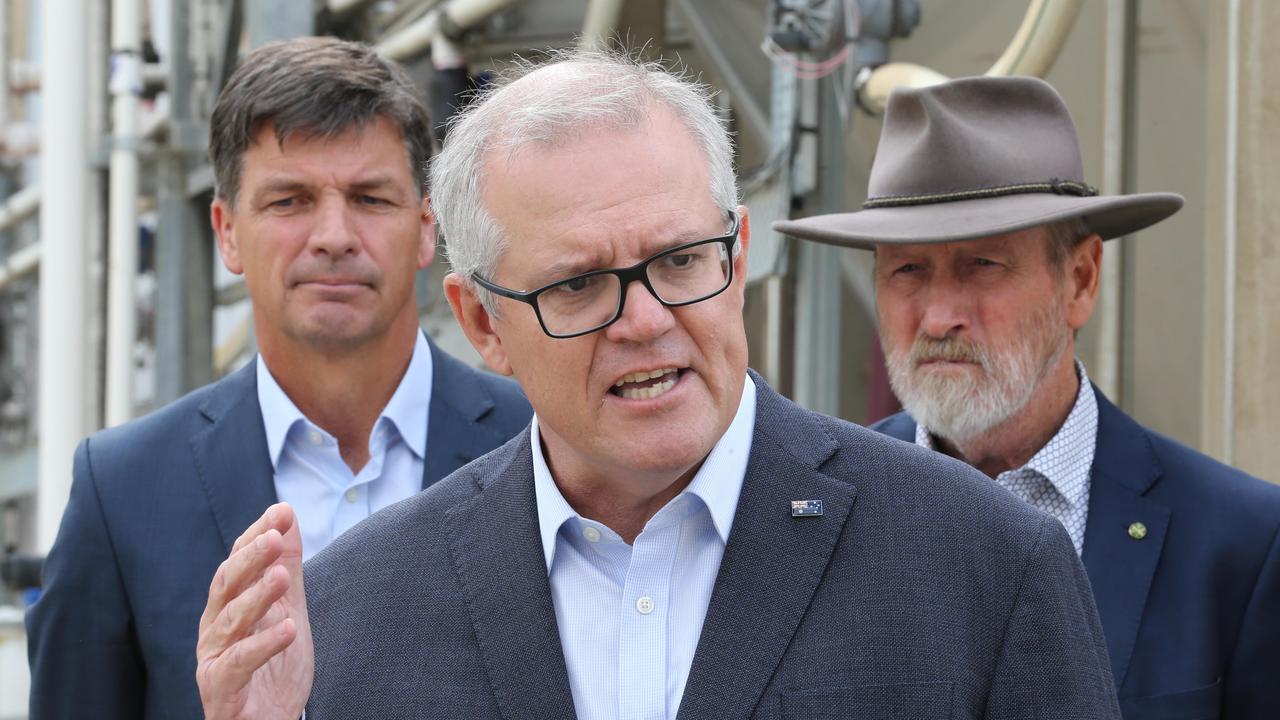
[257,330,434,561]
[916,358,1098,555]
[532,375,756,720]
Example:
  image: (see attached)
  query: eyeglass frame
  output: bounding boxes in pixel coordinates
[469,212,742,339]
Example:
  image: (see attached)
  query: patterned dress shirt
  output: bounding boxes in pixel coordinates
[917,359,1098,555]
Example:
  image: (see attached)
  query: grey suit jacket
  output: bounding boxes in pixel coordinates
[304,372,1120,719]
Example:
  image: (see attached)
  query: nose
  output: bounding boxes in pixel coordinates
[603,278,675,344]
[918,280,970,339]
[306,194,360,259]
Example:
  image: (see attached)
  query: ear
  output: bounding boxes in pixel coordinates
[443,273,513,376]
[211,197,244,275]
[1064,233,1103,331]
[417,195,437,269]
[730,205,751,304]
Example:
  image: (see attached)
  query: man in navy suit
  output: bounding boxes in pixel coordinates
[25,37,530,719]
[194,54,1122,719]
[777,76,1280,719]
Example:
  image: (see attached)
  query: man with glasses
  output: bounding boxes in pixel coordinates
[195,52,1121,719]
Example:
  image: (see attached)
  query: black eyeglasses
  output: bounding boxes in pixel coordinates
[472,213,740,339]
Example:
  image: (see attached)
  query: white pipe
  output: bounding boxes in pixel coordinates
[1222,0,1239,462]
[0,241,39,290]
[37,0,91,552]
[0,183,40,232]
[1095,0,1129,402]
[985,0,1084,77]
[106,0,143,427]
[858,0,1084,113]
[328,0,378,18]
[377,0,520,61]
[580,0,626,51]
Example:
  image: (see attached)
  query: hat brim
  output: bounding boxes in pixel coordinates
[772,192,1184,250]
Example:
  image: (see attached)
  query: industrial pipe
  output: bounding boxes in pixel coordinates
[106,0,143,427]
[377,0,520,61]
[857,0,1084,113]
[580,0,626,51]
[37,0,91,552]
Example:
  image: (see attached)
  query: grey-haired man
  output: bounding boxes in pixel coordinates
[26,37,530,719]
[197,55,1122,719]
[778,76,1280,719]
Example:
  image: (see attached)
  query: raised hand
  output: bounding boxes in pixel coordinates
[197,503,314,719]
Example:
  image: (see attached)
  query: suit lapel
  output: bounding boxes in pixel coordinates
[1080,387,1168,691]
[190,362,279,553]
[679,377,857,719]
[422,339,502,488]
[443,433,577,720]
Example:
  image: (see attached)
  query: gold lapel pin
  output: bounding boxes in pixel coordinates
[1128,522,1148,540]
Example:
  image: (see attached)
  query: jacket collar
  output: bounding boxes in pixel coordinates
[191,362,279,553]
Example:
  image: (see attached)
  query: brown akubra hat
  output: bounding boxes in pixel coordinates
[773,76,1183,250]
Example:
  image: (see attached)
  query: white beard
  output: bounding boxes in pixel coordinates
[882,303,1068,445]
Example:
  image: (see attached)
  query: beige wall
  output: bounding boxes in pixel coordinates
[1201,0,1280,479]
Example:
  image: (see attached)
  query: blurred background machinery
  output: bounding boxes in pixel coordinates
[1,0,1278,714]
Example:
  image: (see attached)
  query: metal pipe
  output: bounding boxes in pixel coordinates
[377,0,520,61]
[1222,0,1240,462]
[37,0,91,552]
[985,0,1084,77]
[580,0,626,51]
[0,183,40,233]
[328,0,380,20]
[857,0,1084,113]
[106,0,143,427]
[1095,0,1134,402]
[0,242,39,290]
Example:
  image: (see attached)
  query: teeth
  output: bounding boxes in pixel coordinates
[618,377,677,400]
[613,367,678,387]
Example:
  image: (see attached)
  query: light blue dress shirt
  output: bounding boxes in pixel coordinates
[532,375,756,720]
[256,330,433,561]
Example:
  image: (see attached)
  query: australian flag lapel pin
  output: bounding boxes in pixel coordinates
[790,499,824,517]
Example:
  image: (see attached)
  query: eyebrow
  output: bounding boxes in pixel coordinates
[534,226,730,284]
[250,179,309,207]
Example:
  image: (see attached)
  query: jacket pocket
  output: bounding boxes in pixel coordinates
[1119,678,1222,720]
[781,681,953,720]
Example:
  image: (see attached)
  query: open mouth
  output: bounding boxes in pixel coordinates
[609,367,684,400]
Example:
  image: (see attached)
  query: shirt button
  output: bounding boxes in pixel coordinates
[635,595,655,615]
[344,488,359,503]
[308,430,324,446]
[582,526,601,543]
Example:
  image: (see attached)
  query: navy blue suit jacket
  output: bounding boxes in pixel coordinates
[302,373,1121,719]
[25,339,532,719]
[872,386,1280,719]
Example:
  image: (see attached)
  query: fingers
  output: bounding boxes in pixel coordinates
[197,616,299,712]
[201,562,291,657]
[232,502,295,554]
[201,525,284,634]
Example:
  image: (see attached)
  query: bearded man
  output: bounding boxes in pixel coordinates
[777,76,1280,719]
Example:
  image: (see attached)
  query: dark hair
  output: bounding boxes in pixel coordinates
[209,36,432,205]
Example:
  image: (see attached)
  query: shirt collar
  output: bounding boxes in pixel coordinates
[915,358,1098,509]
[531,374,757,572]
[255,329,435,468]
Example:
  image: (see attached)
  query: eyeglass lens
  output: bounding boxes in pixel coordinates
[537,240,732,336]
